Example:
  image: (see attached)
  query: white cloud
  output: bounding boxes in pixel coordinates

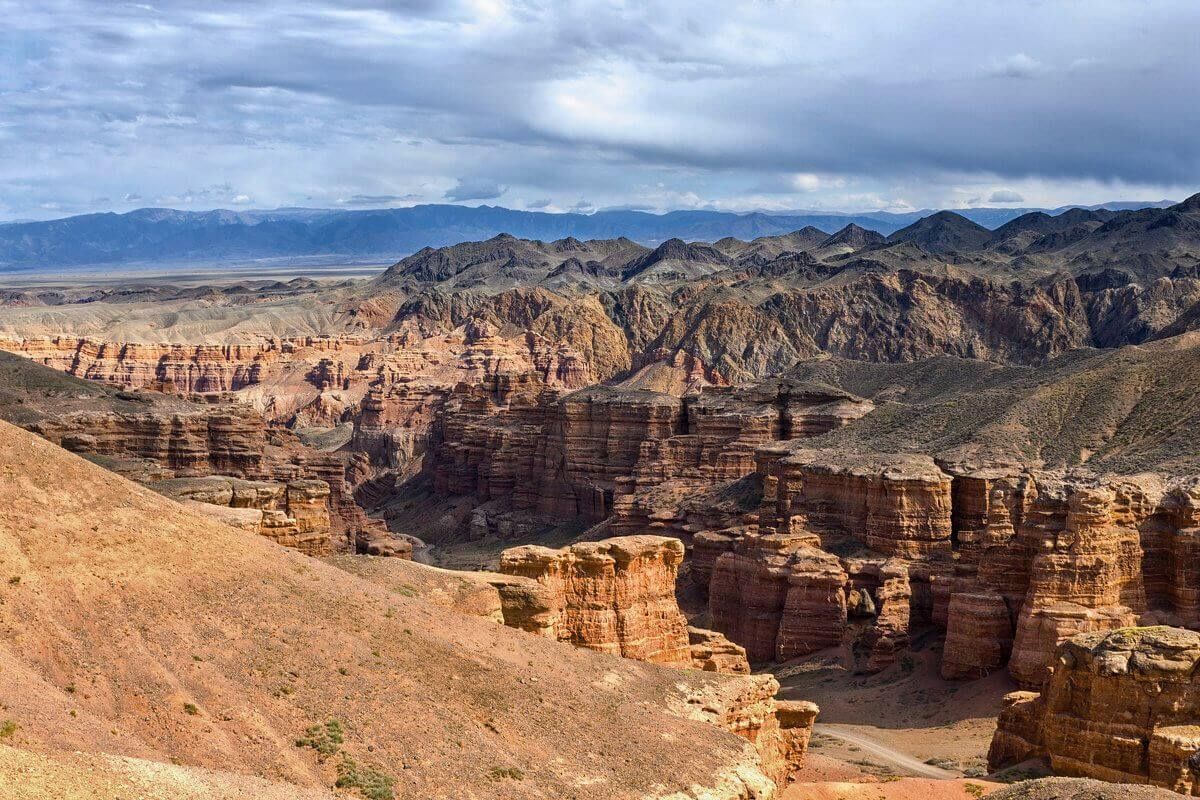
[988,189,1025,203]
[986,52,1046,79]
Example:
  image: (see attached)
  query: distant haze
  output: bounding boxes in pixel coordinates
[0,200,1178,272]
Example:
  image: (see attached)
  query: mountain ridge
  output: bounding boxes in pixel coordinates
[0,200,1180,272]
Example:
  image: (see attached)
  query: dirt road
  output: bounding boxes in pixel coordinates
[814,723,961,779]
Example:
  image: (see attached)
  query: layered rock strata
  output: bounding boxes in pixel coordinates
[420,378,871,540]
[989,627,1200,794]
[703,439,1200,681]
[154,475,335,555]
[498,535,751,674]
[26,404,407,557]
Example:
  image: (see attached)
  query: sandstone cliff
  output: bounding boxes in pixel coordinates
[497,535,751,674]
[989,627,1200,794]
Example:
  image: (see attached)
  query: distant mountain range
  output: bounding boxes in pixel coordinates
[0,200,1178,272]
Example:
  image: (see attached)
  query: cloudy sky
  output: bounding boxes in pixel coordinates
[2,0,1198,220]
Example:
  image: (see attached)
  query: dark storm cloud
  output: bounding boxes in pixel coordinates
[0,0,1197,219]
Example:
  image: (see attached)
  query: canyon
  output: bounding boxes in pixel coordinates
[5,198,1200,797]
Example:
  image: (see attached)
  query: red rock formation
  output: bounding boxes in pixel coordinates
[497,535,752,674]
[757,447,954,558]
[25,403,407,557]
[989,627,1200,794]
[680,674,820,789]
[421,377,871,543]
[498,536,693,666]
[30,407,268,477]
[708,532,848,663]
[0,334,374,396]
[860,560,912,672]
[688,626,752,675]
[696,442,1200,682]
[940,591,1015,679]
[152,475,335,555]
[1006,480,1150,687]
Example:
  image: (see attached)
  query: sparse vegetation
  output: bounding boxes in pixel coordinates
[183,703,199,716]
[0,720,17,738]
[335,758,395,800]
[295,719,345,758]
[488,766,525,781]
[964,783,985,798]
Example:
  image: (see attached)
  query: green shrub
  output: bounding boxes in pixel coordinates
[183,703,199,716]
[0,720,17,738]
[295,719,344,758]
[336,758,395,800]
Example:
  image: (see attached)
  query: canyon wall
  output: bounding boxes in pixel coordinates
[497,535,750,674]
[419,377,872,540]
[699,440,1200,680]
[25,403,405,557]
[989,627,1200,794]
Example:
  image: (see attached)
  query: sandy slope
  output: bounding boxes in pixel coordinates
[0,420,772,799]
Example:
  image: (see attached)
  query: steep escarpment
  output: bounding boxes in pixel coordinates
[700,441,1200,681]
[363,331,1200,687]
[990,628,1200,793]
[408,376,870,542]
[496,535,752,674]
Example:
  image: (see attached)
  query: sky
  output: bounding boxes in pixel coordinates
[1,0,1198,221]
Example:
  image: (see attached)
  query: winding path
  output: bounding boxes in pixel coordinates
[813,723,960,780]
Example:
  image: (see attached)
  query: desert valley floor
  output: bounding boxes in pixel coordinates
[5,197,1200,798]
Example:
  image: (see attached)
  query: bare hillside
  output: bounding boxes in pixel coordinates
[0,421,775,799]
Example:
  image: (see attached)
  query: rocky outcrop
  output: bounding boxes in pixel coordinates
[679,674,820,790]
[349,326,593,473]
[153,475,336,555]
[756,447,953,558]
[498,535,752,674]
[25,403,407,557]
[709,533,848,663]
[989,627,1200,794]
[688,626,752,675]
[940,591,1015,679]
[420,377,870,542]
[498,536,694,666]
[699,441,1200,683]
[30,406,268,477]
[0,335,291,393]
